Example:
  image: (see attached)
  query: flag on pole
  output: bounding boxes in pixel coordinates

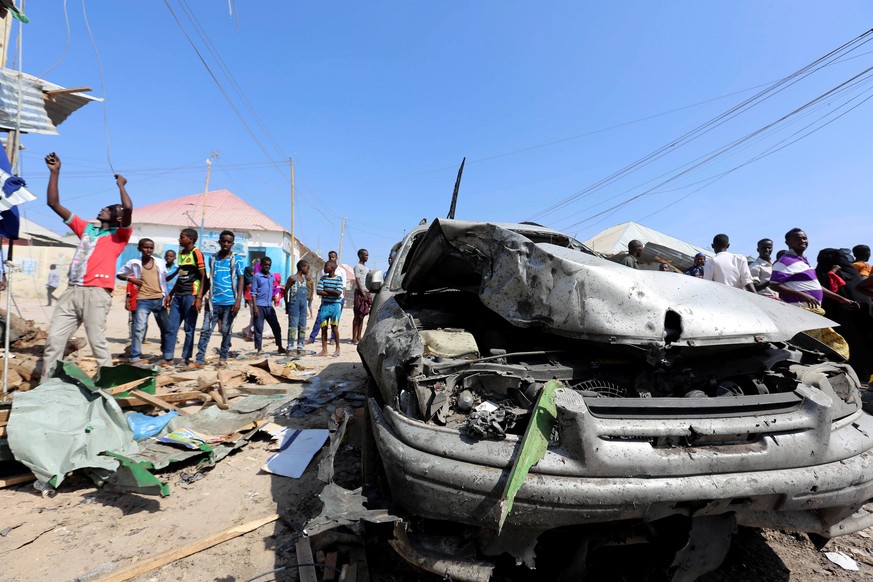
[0,146,27,240]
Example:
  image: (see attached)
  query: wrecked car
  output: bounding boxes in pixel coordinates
[358,219,873,580]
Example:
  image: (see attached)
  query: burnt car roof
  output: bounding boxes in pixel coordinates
[399,219,834,348]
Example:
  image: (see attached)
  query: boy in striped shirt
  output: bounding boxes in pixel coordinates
[316,260,344,357]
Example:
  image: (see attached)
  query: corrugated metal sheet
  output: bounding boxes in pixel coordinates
[134,190,287,232]
[0,68,100,134]
[18,216,72,245]
[640,242,699,272]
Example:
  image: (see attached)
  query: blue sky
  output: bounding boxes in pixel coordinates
[6,2,872,271]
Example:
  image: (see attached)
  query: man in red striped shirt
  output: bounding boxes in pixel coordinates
[41,152,133,380]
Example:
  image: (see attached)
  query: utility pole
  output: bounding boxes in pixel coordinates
[289,157,295,265]
[198,151,218,244]
[0,7,14,401]
[338,217,346,263]
[1,6,21,170]
[0,7,11,67]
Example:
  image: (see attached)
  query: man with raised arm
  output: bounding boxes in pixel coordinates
[41,152,133,379]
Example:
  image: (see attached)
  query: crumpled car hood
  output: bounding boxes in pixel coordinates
[402,219,835,347]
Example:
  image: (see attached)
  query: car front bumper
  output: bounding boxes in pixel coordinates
[370,394,873,537]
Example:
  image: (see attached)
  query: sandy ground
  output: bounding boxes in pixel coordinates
[1,293,873,581]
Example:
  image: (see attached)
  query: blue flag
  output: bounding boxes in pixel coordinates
[0,146,21,240]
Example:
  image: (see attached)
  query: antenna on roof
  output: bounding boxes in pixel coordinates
[447,157,465,220]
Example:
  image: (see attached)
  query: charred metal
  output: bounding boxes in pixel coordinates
[358,219,873,580]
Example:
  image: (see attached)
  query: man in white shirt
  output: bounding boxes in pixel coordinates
[703,234,756,292]
[749,238,780,299]
[352,249,372,344]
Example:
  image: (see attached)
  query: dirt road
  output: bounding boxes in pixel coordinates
[0,293,871,581]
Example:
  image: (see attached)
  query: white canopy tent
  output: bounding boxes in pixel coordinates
[584,221,712,271]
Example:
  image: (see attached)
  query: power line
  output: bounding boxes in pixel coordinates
[556,62,873,233]
[161,0,290,184]
[81,0,116,174]
[526,28,873,223]
[175,0,287,160]
[635,81,873,224]
[550,68,873,229]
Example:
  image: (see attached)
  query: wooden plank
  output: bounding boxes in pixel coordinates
[323,551,339,581]
[108,378,154,396]
[0,409,8,423]
[114,391,208,408]
[128,390,189,416]
[235,384,289,396]
[0,425,6,438]
[94,513,279,582]
[338,563,355,582]
[295,537,319,582]
[43,86,92,97]
[0,473,35,488]
[349,546,370,582]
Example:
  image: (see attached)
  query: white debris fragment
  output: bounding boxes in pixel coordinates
[824,551,859,571]
[474,401,499,414]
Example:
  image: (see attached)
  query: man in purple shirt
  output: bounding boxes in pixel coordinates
[251,257,286,355]
[770,228,857,309]
[770,228,857,360]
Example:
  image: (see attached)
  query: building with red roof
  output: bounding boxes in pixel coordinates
[121,190,320,281]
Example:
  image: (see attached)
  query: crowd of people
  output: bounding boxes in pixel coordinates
[37,153,374,381]
[36,149,871,385]
[617,231,873,381]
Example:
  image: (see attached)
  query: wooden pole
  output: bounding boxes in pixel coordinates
[198,151,218,243]
[1,6,21,170]
[0,8,12,68]
[338,217,346,263]
[290,157,295,265]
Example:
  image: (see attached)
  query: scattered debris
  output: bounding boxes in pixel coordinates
[825,550,859,571]
[5,359,291,496]
[295,537,318,582]
[262,429,329,478]
[250,358,311,383]
[466,401,518,440]
[275,379,362,418]
[126,411,178,440]
[0,473,34,488]
[497,379,558,532]
[157,428,224,450]
[7,366,143,488]
[304,483,400,536]
[389,521,494,582]
[91,513,279,582]
[317,409,353,483]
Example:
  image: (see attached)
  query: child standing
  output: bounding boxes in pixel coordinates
[316,260,343,357]
[251,257,286,355]
[117,238,170,364]
[164,249,178,283]
[162,228,206,366]
[193,230,245,367]
[284,260,311,353]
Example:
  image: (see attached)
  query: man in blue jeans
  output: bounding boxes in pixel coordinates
[161,228,206,366]
[117,238,170,364]
[191,231,245,368]
[252,257,287,355]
